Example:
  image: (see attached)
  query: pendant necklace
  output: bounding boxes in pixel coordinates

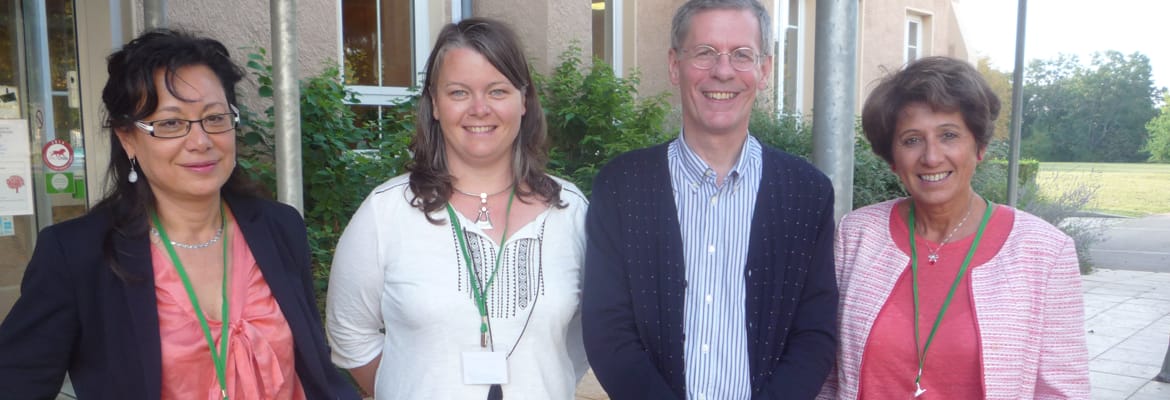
[454,183,514,230]
[151,204,232,400]
[907,196,993,398]
[917,194,974,264]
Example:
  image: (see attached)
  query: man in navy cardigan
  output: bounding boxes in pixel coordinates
[581,0,837,398]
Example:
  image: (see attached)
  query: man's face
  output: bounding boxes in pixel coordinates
[669,8,772,139]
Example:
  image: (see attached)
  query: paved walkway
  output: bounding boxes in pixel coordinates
[575,268,1170,400]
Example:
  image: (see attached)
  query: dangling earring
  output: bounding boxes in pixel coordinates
[128,157,139,183]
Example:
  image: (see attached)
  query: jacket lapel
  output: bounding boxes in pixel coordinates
[116,228,163,399]
[228,196,325,385]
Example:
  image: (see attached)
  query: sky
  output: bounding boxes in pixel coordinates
[960,0,1170,91]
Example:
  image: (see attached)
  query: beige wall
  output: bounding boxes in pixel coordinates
[629,0,678,102]
[478,0,592,79]
[167,0,339,81]
[858,0,968,102]
[121,0,969,119]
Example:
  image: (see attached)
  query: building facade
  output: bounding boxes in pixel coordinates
[0,0,968,320]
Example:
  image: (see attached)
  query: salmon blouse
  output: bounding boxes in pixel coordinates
[152,218,306,400]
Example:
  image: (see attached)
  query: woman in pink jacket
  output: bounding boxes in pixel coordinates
[819,56,1090,399]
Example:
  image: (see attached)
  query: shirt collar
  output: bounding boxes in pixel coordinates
[672,129,762,187]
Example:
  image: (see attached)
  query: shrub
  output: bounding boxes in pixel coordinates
[1018,171,1104,274]
[748,110,904,208]
[537,45,672,195]
[236,49,414,303]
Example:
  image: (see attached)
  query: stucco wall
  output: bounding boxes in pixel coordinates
[631,0,678,103]
[478,0,592,79]
[858,0,968,100]
[166,0,339,81]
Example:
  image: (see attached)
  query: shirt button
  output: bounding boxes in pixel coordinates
[707,245,715,254]
[697,393,706,400]
[705,294,713,304]
[710,195,718,205]
[701,343,710,353]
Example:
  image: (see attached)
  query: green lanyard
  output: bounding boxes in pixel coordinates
[445,190,515,348]
[907,196,993,398]
[150,206,230,400]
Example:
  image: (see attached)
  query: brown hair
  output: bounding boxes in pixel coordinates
[861,56,1001,165]
[406,18,562,221]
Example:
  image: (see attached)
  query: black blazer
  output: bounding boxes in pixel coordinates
[0,194,359,400]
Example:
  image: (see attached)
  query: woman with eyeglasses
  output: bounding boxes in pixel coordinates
[0,29,359,399]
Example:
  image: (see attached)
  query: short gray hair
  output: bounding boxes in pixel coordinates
[670,0,773,55]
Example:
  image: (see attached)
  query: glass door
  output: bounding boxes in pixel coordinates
[0,0,84,321]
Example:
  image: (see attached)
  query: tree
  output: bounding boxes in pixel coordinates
[1146,94,1170,163]
[1022,51,1162,162]
[976,57,1014,141]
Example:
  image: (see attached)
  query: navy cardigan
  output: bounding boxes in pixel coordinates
[0,194,359,400]
[582,142,838,399]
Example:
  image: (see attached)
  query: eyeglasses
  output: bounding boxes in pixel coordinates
[683,45,761,71]
[134,104,240,139]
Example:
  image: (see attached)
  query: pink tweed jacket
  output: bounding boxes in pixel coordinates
[818,199,1090,400]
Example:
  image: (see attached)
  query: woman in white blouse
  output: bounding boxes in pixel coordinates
[325,18,588,400]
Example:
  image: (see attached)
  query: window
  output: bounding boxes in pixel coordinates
[775,0,803,113]
[590,0,624,74]
[905,15,921,62]
[340,0,455,106]
[904,12,931,63]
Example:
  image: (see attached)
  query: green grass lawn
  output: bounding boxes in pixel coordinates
[1036,162,1170,217]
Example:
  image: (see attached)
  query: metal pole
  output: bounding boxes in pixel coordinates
[272,0,303,213]
[24,0,55,229]
[1006,0,1027,207]
[811,0,857,221]
[142,0,167,30]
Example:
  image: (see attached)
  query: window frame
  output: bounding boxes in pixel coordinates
[773,0,805,113]
[338,0,459,106]
[904,11,928,63]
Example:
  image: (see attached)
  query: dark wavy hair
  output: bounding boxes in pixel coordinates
[96,28,260,281]
[407,18,563,221]
[861,56,1002,165]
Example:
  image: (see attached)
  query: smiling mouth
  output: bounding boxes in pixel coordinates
[465,126,495,133]
[704,91,737,100]
[184,161,218,168]
[920,172,951,182]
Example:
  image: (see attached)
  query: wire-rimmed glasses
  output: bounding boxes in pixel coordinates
[683,45,762,71]
[134,104,240,139]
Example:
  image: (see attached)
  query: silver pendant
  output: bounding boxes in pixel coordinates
[914,382,926,397]
[474,205,493,230]
[927,253,939,264]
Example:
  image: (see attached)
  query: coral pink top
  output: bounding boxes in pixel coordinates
[856,202,1012,399]
[153,219,306,400]
[819,199,1090,400]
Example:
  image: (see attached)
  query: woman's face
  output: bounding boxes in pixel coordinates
[431,47,526,170]
[115,64,236,205]
[890,101,985,209]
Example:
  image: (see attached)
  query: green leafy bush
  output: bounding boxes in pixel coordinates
[748,110,904,209]
[537,45,672,195]
[236,49,414,302]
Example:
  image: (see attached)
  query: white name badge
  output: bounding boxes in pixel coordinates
[461,351,509,385]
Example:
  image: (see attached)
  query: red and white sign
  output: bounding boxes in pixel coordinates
[42,139,73,172]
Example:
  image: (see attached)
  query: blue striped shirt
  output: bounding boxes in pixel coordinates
[668,133,762,400]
